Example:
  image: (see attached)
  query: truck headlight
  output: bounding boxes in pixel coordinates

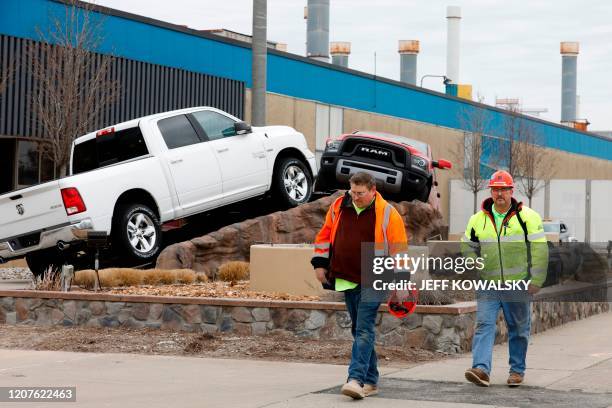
[411,156,428,171]
[325,140,342,153]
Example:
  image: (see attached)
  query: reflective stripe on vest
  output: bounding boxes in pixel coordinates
[527,232,545,241]
[381,204,392,256]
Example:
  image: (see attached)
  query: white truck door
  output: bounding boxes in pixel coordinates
[189,110,268,203]
[157,114,223,216]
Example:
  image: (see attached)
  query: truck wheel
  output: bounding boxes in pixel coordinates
[113,203,162,263]
[25,249,63,278]
[416,186,431,203]
[415,179,433,203]
[273,157,312,207]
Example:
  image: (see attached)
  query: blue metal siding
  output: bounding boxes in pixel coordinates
[1,0,611,161]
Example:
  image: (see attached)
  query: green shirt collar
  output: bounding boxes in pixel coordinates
[352,197,375,214]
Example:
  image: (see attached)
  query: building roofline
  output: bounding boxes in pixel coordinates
[56,0,610,144]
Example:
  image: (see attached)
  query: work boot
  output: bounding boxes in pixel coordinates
[363,384,378,397]
[507,372,524,387]
[464,368,490,387]
[341,379,365,399]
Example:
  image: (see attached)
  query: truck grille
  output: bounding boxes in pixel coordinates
[341,138,406,167]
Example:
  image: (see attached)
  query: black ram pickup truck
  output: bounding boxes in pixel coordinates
[314,131,452,203]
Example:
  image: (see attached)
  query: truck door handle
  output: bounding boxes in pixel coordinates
[216,148,229,153]
[170,159,183,164]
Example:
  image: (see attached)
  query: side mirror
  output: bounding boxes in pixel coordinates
[560,224,567,233]
[433,159,452,169]
[235,121,252,135]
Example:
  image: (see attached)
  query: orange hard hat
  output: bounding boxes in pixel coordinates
[488,170,514,188]
[387,289,419,319]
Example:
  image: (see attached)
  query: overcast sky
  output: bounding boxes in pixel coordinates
[90,0,612,131]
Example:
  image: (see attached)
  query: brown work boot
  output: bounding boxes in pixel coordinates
[341,379,365,399]
[363,383,378,397]
[465,368,490,387]
[507,372,524,387]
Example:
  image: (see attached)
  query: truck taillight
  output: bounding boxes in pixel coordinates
[61,188,86,215]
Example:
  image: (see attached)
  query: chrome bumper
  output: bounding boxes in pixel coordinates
[0,219,93,260]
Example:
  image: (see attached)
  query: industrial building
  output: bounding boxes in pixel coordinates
[1,0,611,240]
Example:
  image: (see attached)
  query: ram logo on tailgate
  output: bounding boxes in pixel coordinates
[16,204,24,216]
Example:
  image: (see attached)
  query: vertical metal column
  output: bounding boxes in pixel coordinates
[252,0,267,126]
[585,179,591,244]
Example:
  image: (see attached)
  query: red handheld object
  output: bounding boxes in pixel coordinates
[387,289,419,319]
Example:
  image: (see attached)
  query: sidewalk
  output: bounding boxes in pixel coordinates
[0,312,610,407]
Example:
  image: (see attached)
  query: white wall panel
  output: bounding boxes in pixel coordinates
[590,180,612,242]
[315,104,330,169]
[549,180,587,242]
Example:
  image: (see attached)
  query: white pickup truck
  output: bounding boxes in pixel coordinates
[0,107,317,276]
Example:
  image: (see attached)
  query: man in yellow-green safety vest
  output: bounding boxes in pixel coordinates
[462,170,548,388]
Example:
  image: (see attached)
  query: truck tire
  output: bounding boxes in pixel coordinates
[416,184,432,203]
[273,157,312,207]
[112,203,162,264]
[25,248,63,278]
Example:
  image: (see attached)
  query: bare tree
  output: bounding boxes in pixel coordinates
[29,0,118,176]
[499,104,524,177]
[513,121,555,207]
[0,57,13,103]
[456,96,492,213]
[498,104,555,207]
[0,65,11,96]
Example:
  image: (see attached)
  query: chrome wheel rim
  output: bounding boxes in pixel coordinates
[126,212,157,253]
[283,165,308,202]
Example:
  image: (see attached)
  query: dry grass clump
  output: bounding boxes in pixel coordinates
[74,268,197,289]
[32,268,62,291]
[142,269,174,285]
[175,269,196,284]
[217,261,250,282]
[73,269,97,288]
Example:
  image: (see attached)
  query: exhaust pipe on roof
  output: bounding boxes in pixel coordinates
[560,41,579,123]
[398,40,419,85]
[306,0,330,62]
[446,5,461,84]
[330,41,350,67]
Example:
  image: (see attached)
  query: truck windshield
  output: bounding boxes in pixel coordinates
[72,126,149,174]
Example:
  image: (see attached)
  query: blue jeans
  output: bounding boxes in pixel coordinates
[344,287,381,385]
[472,298,531,376]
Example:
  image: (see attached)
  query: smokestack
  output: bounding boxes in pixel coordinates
[560,41,579,123]
[330,41,350,67]
[446,5,461,84]
[398,40,419,85]
[306,0,330,62]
